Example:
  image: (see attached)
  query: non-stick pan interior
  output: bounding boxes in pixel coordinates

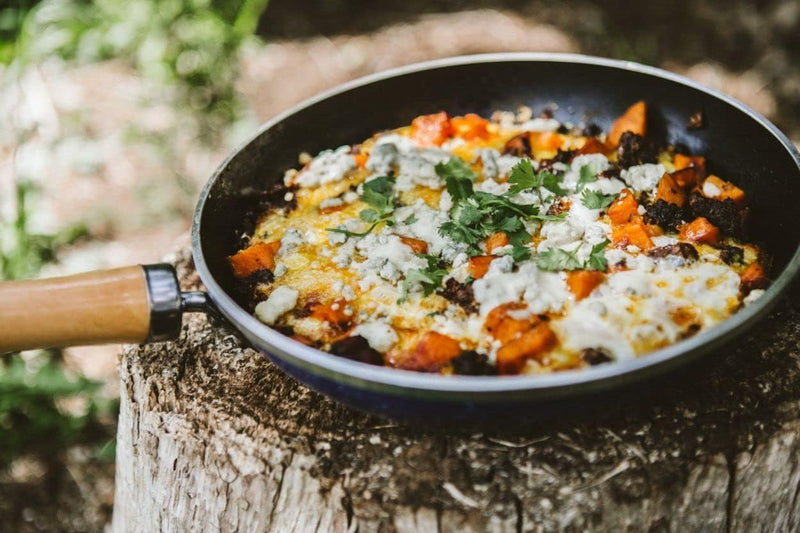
[199,56,800,306]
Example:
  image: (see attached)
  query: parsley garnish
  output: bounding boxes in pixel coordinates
[398,253,448,303]
[435,157,561,260]
[435,158,478,183]
[507,158,567,196]
[575,165,597,192]
[537,240,610,272]
[537,247,582,271]
[585,239,610,271]
[326,176,396,238]
[580,189,617,209]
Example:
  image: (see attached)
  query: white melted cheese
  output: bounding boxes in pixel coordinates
[255,286,299,325]
[296,146,356,187]
[354,232,428,283]
[620,163,666,193]
[353,321,399,352]
[473,263,569,316]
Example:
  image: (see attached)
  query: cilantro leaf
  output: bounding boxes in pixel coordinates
[575,165,597,192]
[362,176,395,216]
[585,239,610,272]
[435,157,478,182]
[507,159,567,196]
[581,189,617,209]
[326,176,396,238]
[537,247,582,271]
[398,254,448,303]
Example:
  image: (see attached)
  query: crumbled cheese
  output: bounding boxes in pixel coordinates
[473,263,568,316]
[518,117,561,131]
[744,289,765,306]
[620,163,666,192]
[702,180,722,198]
[353,321,399,352]
[254,286,299,325]
[354,232,428,283]
[479,148,500,180]
[295,146,356,187]
[279,228,305,253]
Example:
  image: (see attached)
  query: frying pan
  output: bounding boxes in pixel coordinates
[2,53,799,425]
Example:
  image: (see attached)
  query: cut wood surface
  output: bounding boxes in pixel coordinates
[113,247,800,532]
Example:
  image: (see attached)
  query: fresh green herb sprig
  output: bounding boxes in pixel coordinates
[575,165,597,192]
[398,253,448,303]
[580,189,617,209]
[537,239,610,272]
[327,176,396,238]
[436,158,562,261]
[507,158,567,196]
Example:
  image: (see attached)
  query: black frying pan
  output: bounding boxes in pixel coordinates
[2,54,799,425]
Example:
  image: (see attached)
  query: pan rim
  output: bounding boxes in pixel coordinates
[192,52,800,396]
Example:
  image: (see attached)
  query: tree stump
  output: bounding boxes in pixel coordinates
[113,247,800,532]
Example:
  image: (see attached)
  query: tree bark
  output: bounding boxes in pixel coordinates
[113,247,800,532]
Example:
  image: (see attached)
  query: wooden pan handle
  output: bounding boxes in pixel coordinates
[0,264,184,353]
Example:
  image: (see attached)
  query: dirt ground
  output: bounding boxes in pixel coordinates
[0,1,797,531]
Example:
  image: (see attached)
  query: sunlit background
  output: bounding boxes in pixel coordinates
[0,0,798,529]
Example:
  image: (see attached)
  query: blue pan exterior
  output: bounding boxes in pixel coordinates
[192,54,800,424]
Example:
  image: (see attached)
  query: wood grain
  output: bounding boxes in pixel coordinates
[113,248,800,532]
[0,266,150,352]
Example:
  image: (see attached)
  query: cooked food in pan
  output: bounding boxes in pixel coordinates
[229,102,767,375]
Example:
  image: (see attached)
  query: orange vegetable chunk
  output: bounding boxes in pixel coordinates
[451,113,490,140]
[485,232,510,254]
[468,255,496,280]
[398,236,429,254]
[656,173,686,206]
[228,241,280,278]
[578,137,609,155]
[671,167,700,188]
[496,323,557,375]
[612,219,655,250]
[673,153,706,175]
[740,263,766,290]
[608,101,647,147]
[353,152,368,169]
[679,217,720,244]
[608,189,640,225]
[702,175,746,206]
[403,331,463,372]
[483,303,540,344]
[567,270,607,300]
[529,131,564,152]
[310,298,350,326]
[409,111,453,146]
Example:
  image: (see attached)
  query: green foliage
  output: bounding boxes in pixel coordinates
[0,180,114,470]
[0,354,117,469]
[10,0,271,134]
[507,158,567,196]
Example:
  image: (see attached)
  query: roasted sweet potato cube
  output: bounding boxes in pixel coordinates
[702,175,746,206]
[656,173,686,206]
[483,303,539,343]
[671,167,700,188]
[503,132,532,157]
[485,232,510,254]
[608,189,640,225]
[529,131,564,152]
[567,270,607,300]
[403,331,463,372]
[608,101,647,147]
[409,111,454,146]
[228,241,280,278]
[679,217,720,244]
[451,113,490,140]
[496,323,557,374]
[353,153,368,169]
[740,263,766,290]
[310,298,350,326]
[673,153,706,175]
[612,219,655,250]
[578,137,609,155]
[398,235,429,254]
[468,255,495,280]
